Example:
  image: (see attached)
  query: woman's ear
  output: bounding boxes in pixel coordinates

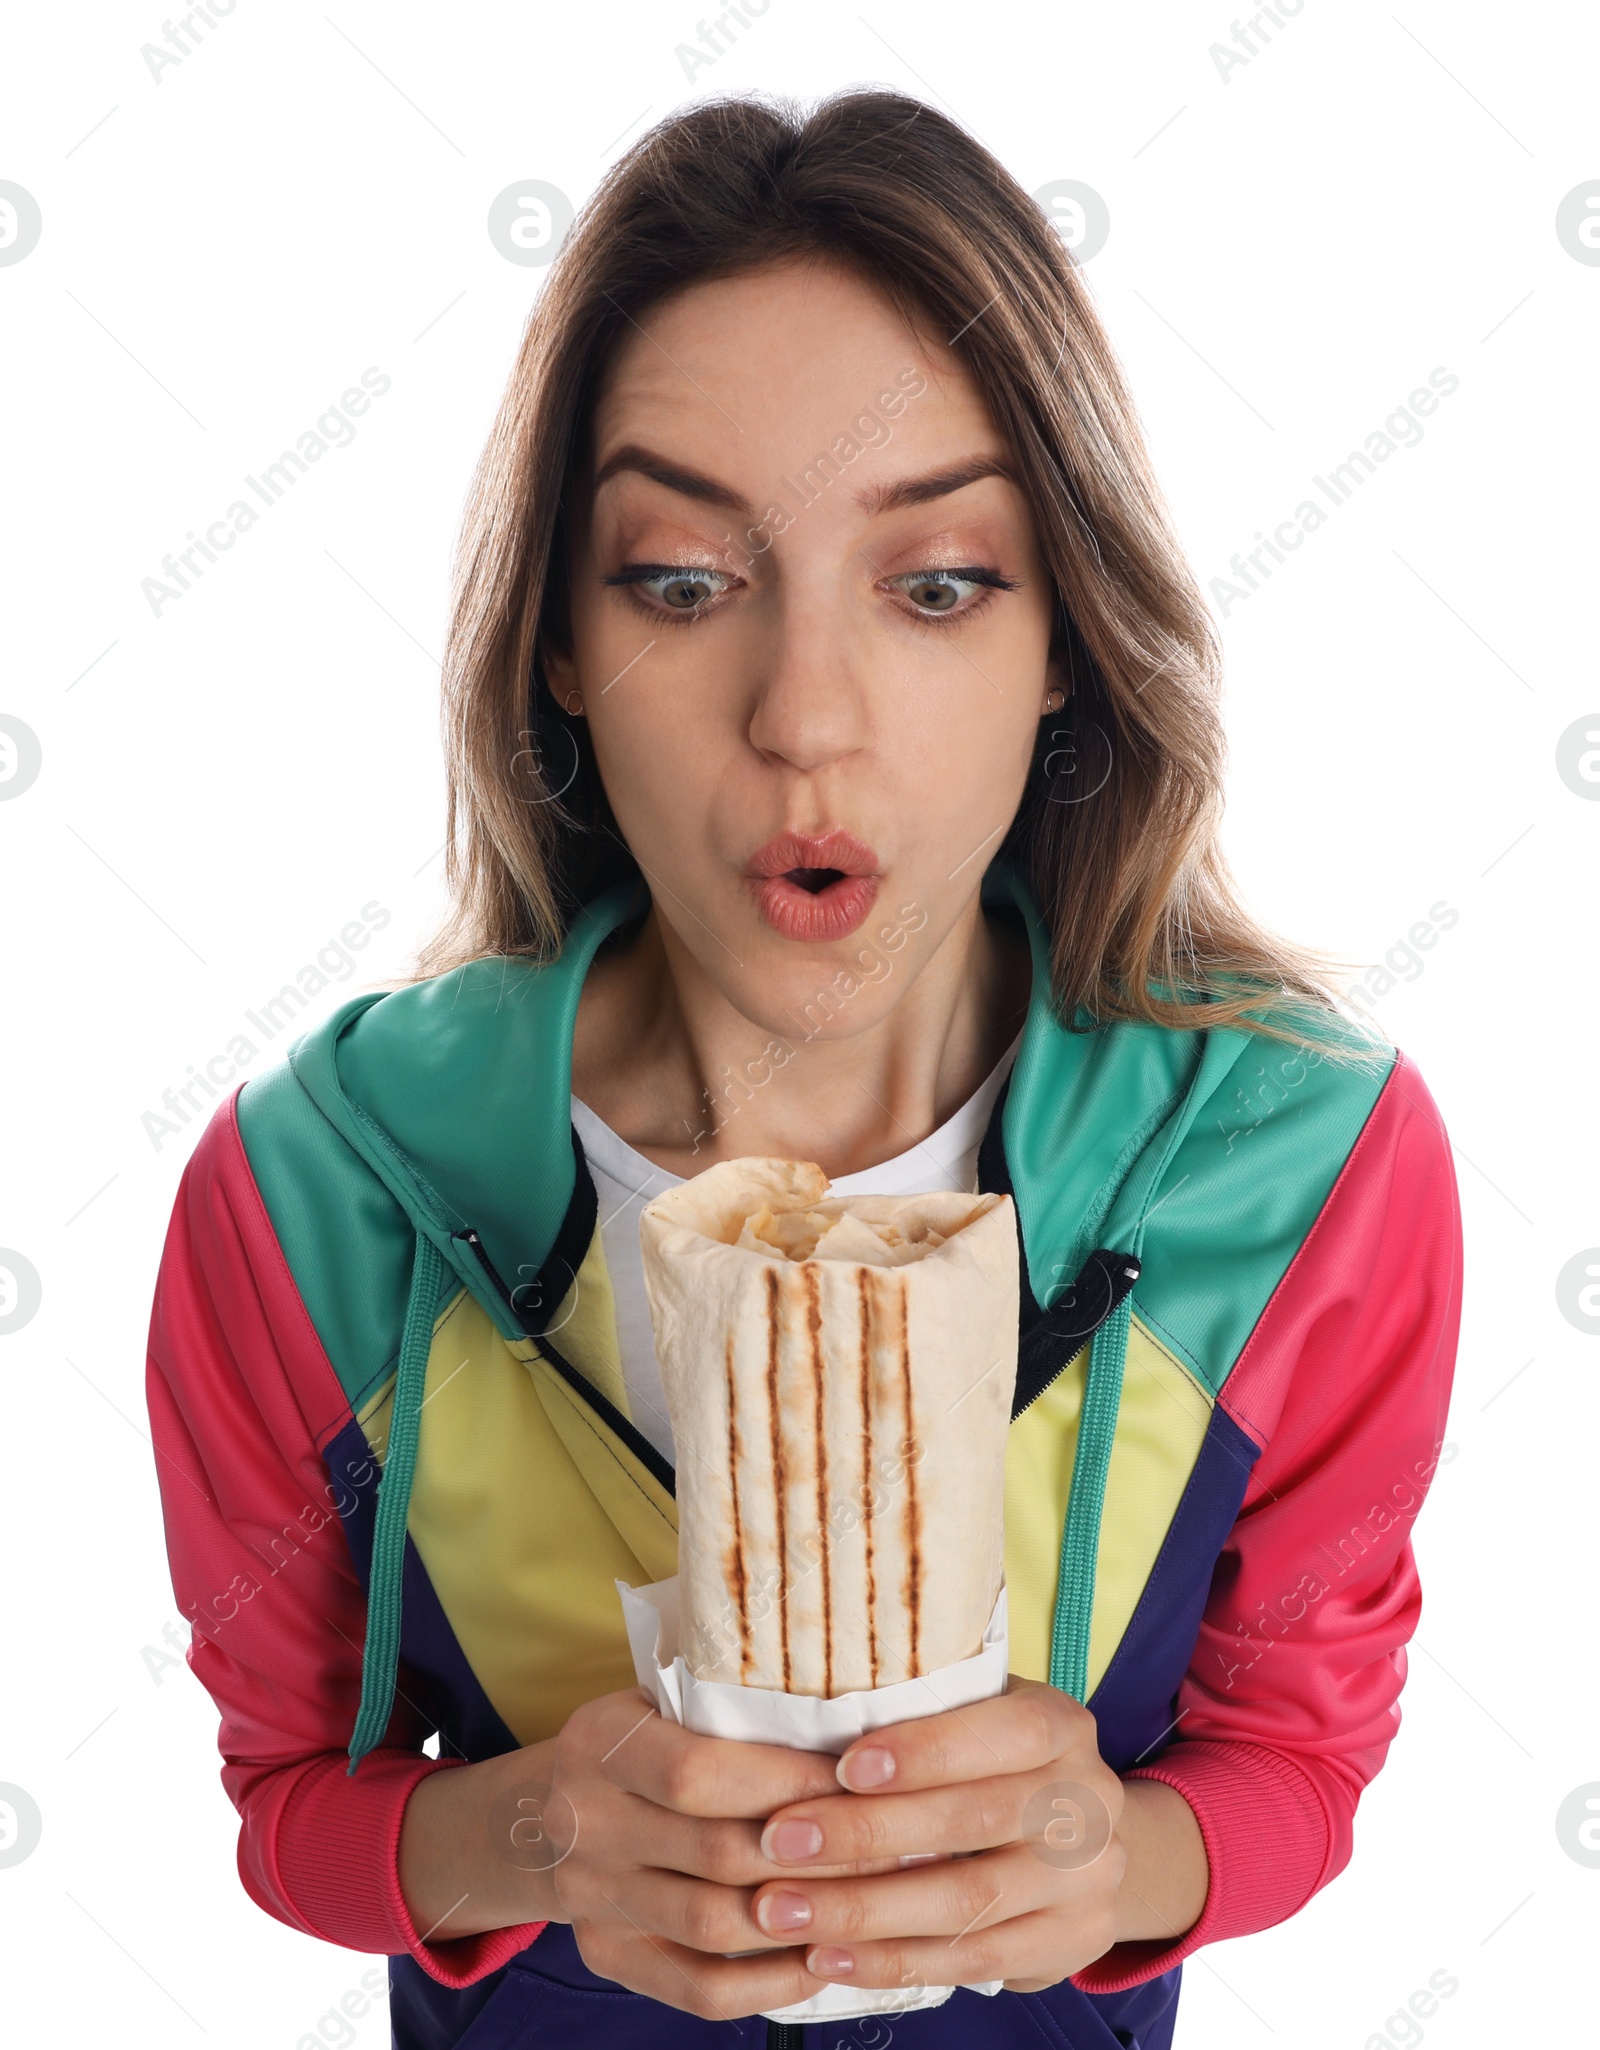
[540,645,586,718]
[1041,651,1072,716]
[1044,594,1078,715]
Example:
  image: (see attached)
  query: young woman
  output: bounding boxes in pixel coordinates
[145,89,1463,2050]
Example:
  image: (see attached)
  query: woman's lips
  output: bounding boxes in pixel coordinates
[744,830,882,943]
[751,872,880,943]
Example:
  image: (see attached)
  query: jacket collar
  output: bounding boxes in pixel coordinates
[980,860,1252,1306]
[286,862,1252,1331]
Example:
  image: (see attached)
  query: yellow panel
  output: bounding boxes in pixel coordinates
[1004,1316,1213,1696]
[537,1221,632,1422]
[360,1286,676,1746]
[518,1350,680,1577]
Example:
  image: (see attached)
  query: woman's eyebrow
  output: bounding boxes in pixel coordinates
[856,455,1016,514]
[589,445,1017,522]
[591,444,754,517]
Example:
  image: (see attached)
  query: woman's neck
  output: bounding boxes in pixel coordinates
[571,893,1032,1181]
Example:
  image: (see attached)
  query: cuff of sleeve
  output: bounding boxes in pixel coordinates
[275,1752,548,1989]
[1068,1741,1331,1996]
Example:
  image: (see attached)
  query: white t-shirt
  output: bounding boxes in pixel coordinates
[570,1034,1021,1463]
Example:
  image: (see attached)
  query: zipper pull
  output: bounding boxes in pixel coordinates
[453,1228,529,1329]
[1012,1249,1142,1417]
[1045,1248,1141,1346]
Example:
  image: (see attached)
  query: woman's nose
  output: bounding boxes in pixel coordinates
[744,598,873,776]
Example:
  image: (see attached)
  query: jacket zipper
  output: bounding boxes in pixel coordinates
[1010,1248,1142,1418]
[454,1227,677,1498]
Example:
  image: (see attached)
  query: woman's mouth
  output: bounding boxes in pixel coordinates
[744,830,882,943]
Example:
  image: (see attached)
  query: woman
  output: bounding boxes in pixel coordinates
[145,89,1463,2049]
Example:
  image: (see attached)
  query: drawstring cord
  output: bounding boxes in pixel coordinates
[1047,1048,1220,1704]
[347,1230,444,1775]
[1048,1288,1136,1703]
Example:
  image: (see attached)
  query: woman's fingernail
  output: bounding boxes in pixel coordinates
[807,1946,855,1978]
[756,1890,813,1935]
[763,1819,824,1862]
[838,1745,896,1791]
[898,1851,939,1867]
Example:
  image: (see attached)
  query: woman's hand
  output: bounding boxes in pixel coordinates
[748,1675,1208,1994]
[402,1684,866,2018]
[543,1684,866,2015]
[399,1675,1207,2015]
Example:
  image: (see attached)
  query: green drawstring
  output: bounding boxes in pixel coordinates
[347,1230,444,1775]
[1048,1289,1135,1703]
[1047,1045,1222,1705]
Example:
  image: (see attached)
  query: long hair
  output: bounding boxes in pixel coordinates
[415,87,1383,1060]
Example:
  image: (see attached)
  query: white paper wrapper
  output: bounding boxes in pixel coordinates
[617,1572,1008,2024]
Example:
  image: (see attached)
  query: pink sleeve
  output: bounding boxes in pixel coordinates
[144,1092,547,1986]
[1072,1049,1464,1993]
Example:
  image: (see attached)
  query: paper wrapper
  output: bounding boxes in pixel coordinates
[618,1571,1007,2024]
[638,1158,1019,1699]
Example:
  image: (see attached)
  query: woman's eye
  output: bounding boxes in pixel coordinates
[607,565,730,614]
[654,570,725,610]
[891,568,1009,617]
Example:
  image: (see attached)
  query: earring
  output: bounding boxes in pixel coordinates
[1042,687,1067,714]
[562,688,584,715]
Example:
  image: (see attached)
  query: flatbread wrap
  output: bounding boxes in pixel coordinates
[639,1158,1019,1697]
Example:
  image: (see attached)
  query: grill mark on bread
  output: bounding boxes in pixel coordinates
[897,1273,921,1675]
[764,1264,791,1692]
[804,1263,833,1699]
[858,1269,878,1687]
[724,1332,751,1681]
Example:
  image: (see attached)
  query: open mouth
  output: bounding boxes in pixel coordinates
[744,831,882,943]
[752,867,878,942]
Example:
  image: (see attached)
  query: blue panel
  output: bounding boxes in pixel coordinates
[325,1413,520,1762]
[1088,1402,1264,1773]
[390,1923,1181,2047]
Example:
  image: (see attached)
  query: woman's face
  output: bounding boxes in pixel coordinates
[547,255,1063,1038]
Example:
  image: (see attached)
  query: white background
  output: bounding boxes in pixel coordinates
[2,1,1597,2043]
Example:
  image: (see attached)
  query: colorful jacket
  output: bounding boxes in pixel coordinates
[145,861,1463,2050]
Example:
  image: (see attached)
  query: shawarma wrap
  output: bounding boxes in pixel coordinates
[639,1158,1019,1697]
